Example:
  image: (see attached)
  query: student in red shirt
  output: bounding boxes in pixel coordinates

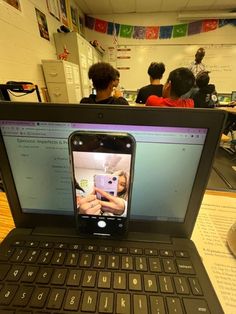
[146,67,195,108]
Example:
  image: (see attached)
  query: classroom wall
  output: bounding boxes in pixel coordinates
[85,13,236,92]
[0,0,83,100]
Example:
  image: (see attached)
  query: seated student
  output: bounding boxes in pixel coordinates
[80,62,129,105]
[192,71,218,108]
[146,67,195,108]
[136,62,165,104]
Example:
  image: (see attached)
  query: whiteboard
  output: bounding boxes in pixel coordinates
[116,44,236,93]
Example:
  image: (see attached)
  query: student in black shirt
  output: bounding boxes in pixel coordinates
[192,71,218,108]
[80,62,129,105]
[136,62,165,104]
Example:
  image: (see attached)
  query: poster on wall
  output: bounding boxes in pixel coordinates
[35,8,50,41]
[70,5,79,32]
[47,0,60,20]
[59,0,69,26]
[3,0,21,11]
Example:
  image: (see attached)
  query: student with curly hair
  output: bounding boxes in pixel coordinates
[80,62,129,105]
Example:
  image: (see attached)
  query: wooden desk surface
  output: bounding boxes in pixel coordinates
[0,190,236,243]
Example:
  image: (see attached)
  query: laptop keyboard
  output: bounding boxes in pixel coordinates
[0,237,210,314]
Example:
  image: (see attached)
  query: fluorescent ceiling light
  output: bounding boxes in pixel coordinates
[177,11,236,21]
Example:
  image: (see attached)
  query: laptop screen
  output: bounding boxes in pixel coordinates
[0,120,207,223]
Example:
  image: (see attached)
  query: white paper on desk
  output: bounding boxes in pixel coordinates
[192,194,236,314]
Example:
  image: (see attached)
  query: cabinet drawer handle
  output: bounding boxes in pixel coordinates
[49,72,58,77]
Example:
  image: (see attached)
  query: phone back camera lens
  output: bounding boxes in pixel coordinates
[112,177,117,181]
[108,180,112,184]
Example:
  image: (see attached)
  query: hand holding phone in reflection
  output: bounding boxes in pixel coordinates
[95,187,126,216]
[76,191,102,215]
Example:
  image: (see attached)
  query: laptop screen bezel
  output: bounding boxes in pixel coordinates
[0,102,226,238]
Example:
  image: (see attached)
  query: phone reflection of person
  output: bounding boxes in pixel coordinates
[76,170,129,217]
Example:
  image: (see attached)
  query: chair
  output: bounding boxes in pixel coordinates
[0,81,42,102]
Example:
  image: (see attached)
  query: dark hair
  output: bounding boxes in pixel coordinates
[196,71,210,88]
[148,62,165,80]
[168,67,195,97]
[114,69,120,79]
[88,62,116,90]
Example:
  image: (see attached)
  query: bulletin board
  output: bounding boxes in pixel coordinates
[116,44,236,93]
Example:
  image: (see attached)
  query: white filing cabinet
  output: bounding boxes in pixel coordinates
[42,59,82,103]
[53,32,103,97]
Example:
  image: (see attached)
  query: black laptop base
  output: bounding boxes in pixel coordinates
[0,229,223,314]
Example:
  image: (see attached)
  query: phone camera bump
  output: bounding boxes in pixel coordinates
[112,176,117,181]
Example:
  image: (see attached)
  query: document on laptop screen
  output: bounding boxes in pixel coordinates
[0,120,207,223]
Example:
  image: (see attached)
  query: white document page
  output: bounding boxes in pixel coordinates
[192,193,236,314]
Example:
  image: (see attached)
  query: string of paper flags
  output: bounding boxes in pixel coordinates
[85,15,236,40]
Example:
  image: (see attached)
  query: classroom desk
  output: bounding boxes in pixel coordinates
[0,190,236,313]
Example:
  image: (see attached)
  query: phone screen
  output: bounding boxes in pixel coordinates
[69,131,135,236]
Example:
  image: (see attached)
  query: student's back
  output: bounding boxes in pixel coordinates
[192,72,218,108]
[136,62,165,104]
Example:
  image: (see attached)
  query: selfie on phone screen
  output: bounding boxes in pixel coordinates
[69,131,135,236]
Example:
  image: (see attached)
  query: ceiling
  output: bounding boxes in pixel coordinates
[78,0,236,15]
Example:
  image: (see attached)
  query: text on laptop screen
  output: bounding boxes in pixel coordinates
[0,121,207,222]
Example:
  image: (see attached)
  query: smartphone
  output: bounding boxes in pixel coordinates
[94,174,118,201]
[69,131,135,236]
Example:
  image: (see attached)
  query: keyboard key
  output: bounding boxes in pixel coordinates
[149,257,162,272]
[98,271,111,289]
[116,293,130,314]
[129,273,142,291]
[51,268,67,285]
[25,241,39,248]
[144,274,158,292]
[6,265,25,281]
[113,272,126,290]
[39,242,53,249]
[38,251,53,265]
[13,285,34,307]
[135,256,147,271]
[188,277,203,296]
[99,246,112,253]
[183,298,210,314]
[21,266,39,283]
[175,250,189,258]
[36,268,53,284]
[166,297,183,314]
[159,275,174,293]
[81,291,97,312]
[133,294,148,314]
[0,264,11,280]
[55,243,67,249]
[150,296,165,314]
[47,288,65,310]
[93,254,106,268]
[160,249,173,257]
[99,292,114,313]
[82,270,96,287]
[0,284,18,305]
[51,251,66,265]
[121,256,133,270]
[162,258,176,273]
[10,248,27,262]
[64,289,81,311]
[24,249,40,263]
[67,269,82,286]
[79,253,92,267]
[108,255,119,269]
[114,247,128,254]
[130,248,143,255]
[84,245,97,252]
[30,287,50,308]
[174,276,190,295]
[65,251,79,266]
[176,259,195,274]
[145,249,158,256]
[0,248,14,261]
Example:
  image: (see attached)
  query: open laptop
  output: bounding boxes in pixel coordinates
[0,101,226,313]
